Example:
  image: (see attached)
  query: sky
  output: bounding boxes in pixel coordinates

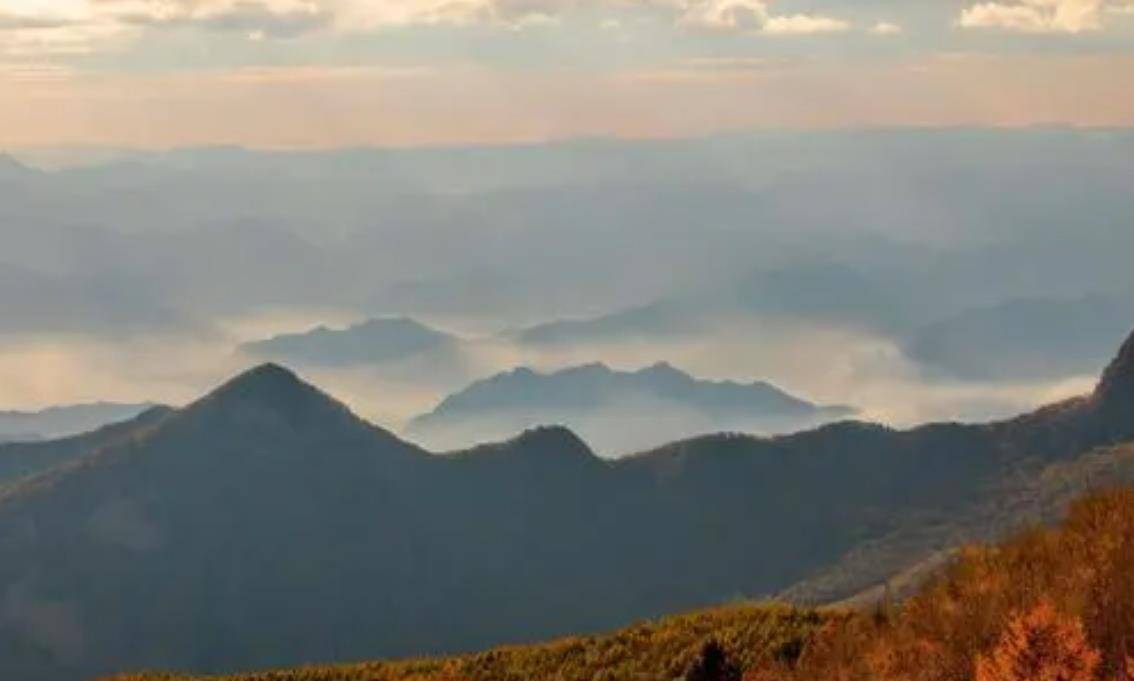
[1,0,1134,147]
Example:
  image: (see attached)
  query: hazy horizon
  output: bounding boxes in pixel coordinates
[3,0,1133,449]
[2,128,1132,450]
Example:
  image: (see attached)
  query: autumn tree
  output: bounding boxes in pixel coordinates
[975,601,1099,681]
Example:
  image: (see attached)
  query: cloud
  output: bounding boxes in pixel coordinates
[870,20,902,35]
[675,0,850,34]
[326,0,574,29]
[108,0,331,36]
[958,0,1107,33]
[0,0,330,55]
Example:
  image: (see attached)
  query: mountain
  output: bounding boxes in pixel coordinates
[0,402,158,443]
[0,407,172,487]
[239,317,459,367]
[405,362,853,454]
[100,484,1134,681]
[513,301,706,346]
[106,602,831,681]
[2,329,1134,680]
[905,294,1134,381]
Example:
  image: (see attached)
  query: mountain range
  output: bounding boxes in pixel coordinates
[0,403,157,444]
[405,362,852,454]
[904,293,1134,381]
[239,317,459,368]
[0,327,1133,680]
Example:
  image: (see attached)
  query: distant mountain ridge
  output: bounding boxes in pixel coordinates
[0,402,158,443]
[0,328,1133,680]
[905,294,1134,381]
[512,301,704,345]
[406,362,852,453]
[240,317,458,367]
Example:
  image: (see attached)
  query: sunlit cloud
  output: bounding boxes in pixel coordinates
[675,0,849,34]
[958,0,1108,33]
[870,20,902,36]
[0,0,860,55]
[0,0,329,55]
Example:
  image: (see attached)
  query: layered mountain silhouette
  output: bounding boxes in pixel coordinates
[905,294,1134,381]
[513,301,705,346]
[405,362,852,453]
[0,402,157,443]
[1,330,1134,680]
[240,317,458,367]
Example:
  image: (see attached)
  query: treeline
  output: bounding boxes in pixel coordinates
[108,485,1134,681]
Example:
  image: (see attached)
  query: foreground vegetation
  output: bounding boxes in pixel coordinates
[784,485,1134,681]
[109,484,1134,681]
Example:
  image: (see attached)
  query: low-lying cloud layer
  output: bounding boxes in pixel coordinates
[1,131,1132,452]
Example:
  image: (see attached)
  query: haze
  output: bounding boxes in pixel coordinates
[2,0,1133,452]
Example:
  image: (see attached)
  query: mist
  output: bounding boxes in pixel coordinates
[2,129,1132,453]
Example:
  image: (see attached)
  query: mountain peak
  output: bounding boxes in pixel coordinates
[637,361,689,380]
[1095,326,1134,406]
[190,363,349,424]
[510,425,599,463]
[219,362,305,392]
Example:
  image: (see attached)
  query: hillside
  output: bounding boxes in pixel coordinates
[784,485,1134,681]
[0,406,172,485]
[105,604,833,681]
[1,330,1133,680]
[782,439,1134,604]
[405,362,852,453]
[0,402,157,442]
[107,485,1134,681]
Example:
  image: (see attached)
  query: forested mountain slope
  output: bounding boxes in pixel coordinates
[2,330,1134,680]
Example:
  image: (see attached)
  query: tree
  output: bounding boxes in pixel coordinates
[686,640,741,681]
[975,601,1099,681]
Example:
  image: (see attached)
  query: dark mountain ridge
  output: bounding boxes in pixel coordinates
[0,406,172,485]
[0,329,1133,680]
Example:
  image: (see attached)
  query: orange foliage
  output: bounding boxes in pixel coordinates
[749,488,1134,681]
[975,601,1099,681]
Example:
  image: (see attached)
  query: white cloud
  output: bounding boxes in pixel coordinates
[958,0,1107,33]
[326,0,575,29]
[676,0,850,34]
[0,0,331,55]
[0,0,855,54]
[870,20,902,35]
